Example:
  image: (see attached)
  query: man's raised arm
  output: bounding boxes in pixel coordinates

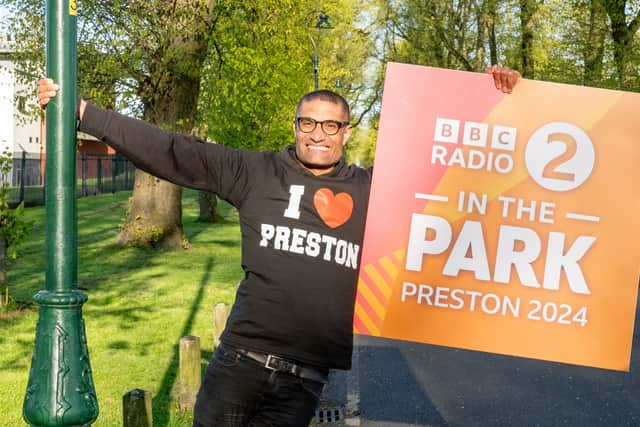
[38,78,224,194]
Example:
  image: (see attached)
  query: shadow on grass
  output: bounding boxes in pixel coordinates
[4,192,133,302]
[152,257,213,427]
[1,338,36,371]
[190,238,239,248]
[0,242,167,373]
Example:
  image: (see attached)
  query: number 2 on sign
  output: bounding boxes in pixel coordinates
[541,133,577,182]
[69,0,78,16]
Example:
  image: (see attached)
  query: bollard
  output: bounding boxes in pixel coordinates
[213,302,229,348]
[179,335,201,411]
[122,389,152,427]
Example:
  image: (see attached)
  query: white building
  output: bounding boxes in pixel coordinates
[0,31,43,185]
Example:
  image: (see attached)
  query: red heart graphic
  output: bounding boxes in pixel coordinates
[313,188,354,229]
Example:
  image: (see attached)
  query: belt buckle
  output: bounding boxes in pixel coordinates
[264,354,284,371]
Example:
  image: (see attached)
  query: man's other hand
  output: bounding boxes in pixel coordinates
[486,65,521,94]
[38,78,59,108]
[38,77,86,120]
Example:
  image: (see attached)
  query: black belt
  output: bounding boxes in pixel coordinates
[235,348,329,384]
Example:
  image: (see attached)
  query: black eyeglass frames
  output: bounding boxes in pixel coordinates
[296,117,349,136]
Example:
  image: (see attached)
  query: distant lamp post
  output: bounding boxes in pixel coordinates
[308,12,333,91]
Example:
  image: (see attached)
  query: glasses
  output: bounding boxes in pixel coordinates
[296,117,349,136]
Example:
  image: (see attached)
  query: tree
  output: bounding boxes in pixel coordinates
[200,0,373,149]
[196,1,318,220]
[6,0,218,249]
[603,0,640,89]
[380,0,503,72]
[199,2,308,151]
[583,0,609,86]
[519,0,539,78]
[520,0,636,90]
[88,1,217,249]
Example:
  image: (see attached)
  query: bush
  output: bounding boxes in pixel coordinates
[0,150,32,284]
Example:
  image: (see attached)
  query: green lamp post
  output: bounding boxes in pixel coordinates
[307,11,333,91]
[23,1,99,426]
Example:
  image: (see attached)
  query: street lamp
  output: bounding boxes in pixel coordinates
[308,12,333,91]
[23,1,99,426]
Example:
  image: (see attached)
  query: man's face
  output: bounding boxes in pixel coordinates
[294,99,352,175]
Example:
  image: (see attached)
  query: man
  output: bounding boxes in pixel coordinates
[39,66,519,426]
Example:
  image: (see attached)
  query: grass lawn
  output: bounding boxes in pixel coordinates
[0,189,243,426]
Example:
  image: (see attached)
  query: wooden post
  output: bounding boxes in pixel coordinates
[122,388,152,427]
[213,302,229,348]
[4,286,8,306]
[179,335,201,412]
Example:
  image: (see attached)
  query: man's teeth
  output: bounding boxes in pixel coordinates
[308,145,329,151]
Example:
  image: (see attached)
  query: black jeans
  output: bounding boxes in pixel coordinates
[193,344,325,427]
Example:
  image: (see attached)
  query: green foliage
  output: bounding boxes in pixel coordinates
[0,294,17,313]
[125,222,165,247]
[345,120,378,168]
[0,151,32,270]
[6,0,220,249]
[0,202,31,260]
[5,0,216,126]
[377,0,639,89]
[199,0,375,151]
[353,0,640,159]
[199,1,307,150]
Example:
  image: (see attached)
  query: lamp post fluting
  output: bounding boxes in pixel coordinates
[23,1,99,426]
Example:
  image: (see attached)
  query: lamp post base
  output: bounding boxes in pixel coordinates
[23,290,99,427]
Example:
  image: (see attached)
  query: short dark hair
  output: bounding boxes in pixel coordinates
[296,90,350,122]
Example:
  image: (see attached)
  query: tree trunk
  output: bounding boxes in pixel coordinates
[117,171,186,249]
[474,1,487,71]
[520,0,538,78]
[426,1,474,71]
[198,191,226,223]
[604,0,640,88]
[583,0,607,86]
[116,0,216,250]
[486,0,499,66]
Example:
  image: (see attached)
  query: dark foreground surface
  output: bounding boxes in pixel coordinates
[326,290,640,427]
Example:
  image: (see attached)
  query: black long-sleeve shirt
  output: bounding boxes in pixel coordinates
[79,103,372,369]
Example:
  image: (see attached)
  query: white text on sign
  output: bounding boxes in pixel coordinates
[432,118,517,174]
[399,282,588,326]
[405,214,595,294]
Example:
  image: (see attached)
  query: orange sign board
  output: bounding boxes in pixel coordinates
[356,63,640,371]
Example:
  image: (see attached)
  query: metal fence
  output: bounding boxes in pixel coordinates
[3,151,135,208]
